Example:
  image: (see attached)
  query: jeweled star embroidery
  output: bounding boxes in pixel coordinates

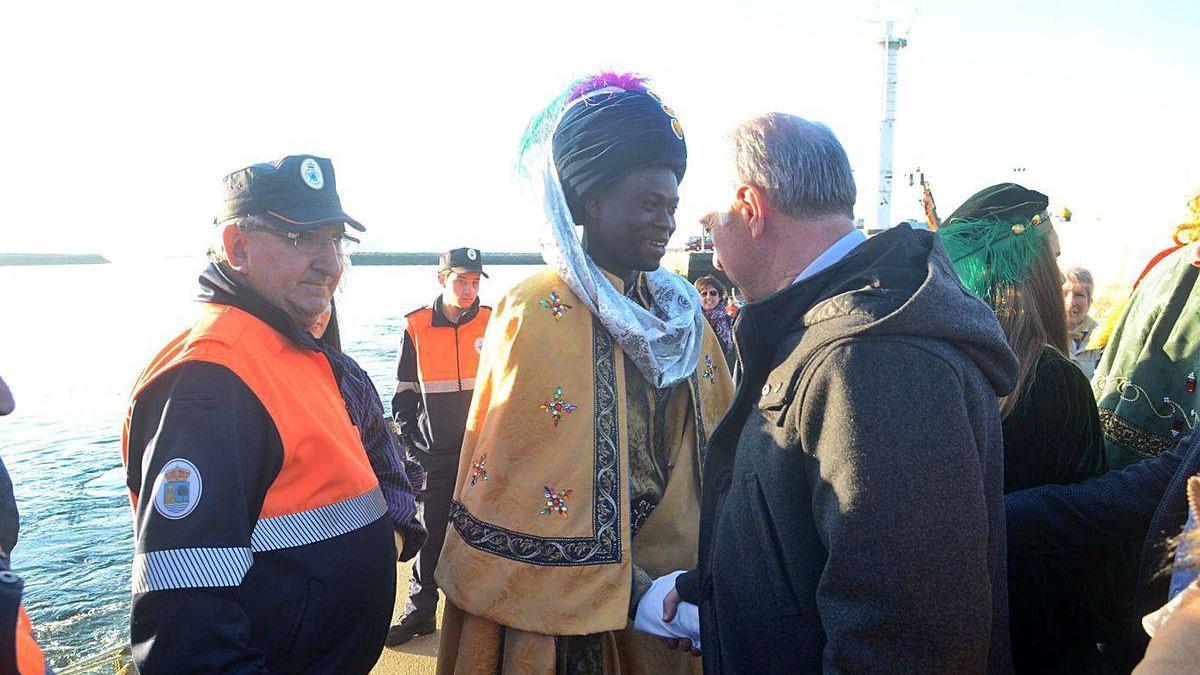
[539,291,574,320]
[539,386,577,427]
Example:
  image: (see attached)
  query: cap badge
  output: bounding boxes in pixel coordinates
[467,248,478,261]
[300,158,324,190]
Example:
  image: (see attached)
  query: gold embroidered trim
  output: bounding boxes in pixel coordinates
[1099,408,1176,460]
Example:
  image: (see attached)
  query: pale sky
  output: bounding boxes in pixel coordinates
[4,0,1198,282]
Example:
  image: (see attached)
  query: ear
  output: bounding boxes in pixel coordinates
[737,184,769,240]
[584,193,603,224]
[222,224,252,272]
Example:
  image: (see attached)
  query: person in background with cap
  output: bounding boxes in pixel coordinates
[386,247,491,646]
[122,155,412,672]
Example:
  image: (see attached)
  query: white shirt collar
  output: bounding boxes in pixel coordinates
[792,229,868,285]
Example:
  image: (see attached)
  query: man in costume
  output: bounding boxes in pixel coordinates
[122,155,410,672]
[1092,193,1200,470]
[434,73,734,675]
[388,247,491,646]
[669,114,1019,674]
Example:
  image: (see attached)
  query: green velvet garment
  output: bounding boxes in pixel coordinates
[1093,246,1200,469]
[1003,346,1106,492]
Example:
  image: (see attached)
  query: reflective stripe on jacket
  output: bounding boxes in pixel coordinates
[126,303,383,539]
[122,301,395,672]
[392,298,490,454]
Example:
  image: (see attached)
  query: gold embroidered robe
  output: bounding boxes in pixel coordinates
[435,267,734,675]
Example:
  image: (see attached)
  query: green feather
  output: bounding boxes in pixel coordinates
[516,79,586,179]
[938,217,1049,306]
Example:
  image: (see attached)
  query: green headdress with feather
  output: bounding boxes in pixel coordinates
[938,183,1052,305]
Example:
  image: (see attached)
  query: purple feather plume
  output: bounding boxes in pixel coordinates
[566,72,650,104]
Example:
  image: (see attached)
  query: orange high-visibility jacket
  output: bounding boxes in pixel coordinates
[122,301,395,671]
[392,297,491,455]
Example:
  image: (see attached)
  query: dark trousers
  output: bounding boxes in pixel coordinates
[406,451,457,621]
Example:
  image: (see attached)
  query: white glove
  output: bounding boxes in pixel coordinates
[634,570,701,650]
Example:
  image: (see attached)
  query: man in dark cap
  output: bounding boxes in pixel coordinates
[122,155,414,672]
[385,247,490,646]
[433,73,733,675]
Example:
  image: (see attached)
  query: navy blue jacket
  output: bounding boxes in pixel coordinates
[1005,433,1197,671]
[124,267,399,673]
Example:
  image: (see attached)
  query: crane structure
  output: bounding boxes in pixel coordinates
[876,20,908,231]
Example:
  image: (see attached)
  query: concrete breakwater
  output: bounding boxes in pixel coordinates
[349,251,543,266]
[351,250,730,286]
[0,254,109,266]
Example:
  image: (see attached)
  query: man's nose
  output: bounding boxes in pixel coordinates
[712,248,723,271]
[310,238,344,276]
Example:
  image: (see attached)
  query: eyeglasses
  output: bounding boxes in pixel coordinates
[699,290,721,297]
[251,227,360,255]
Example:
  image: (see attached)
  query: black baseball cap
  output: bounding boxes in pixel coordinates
[439,247,488,278]
[216,154,365,232]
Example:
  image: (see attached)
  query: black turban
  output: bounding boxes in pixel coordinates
[943,183,1049,227]
[551,89,687,222]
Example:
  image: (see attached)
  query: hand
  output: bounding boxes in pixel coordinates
[660,587,701,656]
[662,586,681,622]
[661,636,701,657]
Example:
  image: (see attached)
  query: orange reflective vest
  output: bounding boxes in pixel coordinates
[393,300,490,454]
[121,301,394,670]
[404,304,490,394]
[15,606,44,675]
[124,302,381,524]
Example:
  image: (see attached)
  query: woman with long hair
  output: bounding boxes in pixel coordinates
[941,183,1109,673]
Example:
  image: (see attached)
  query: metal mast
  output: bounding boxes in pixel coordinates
[876,20,907,230]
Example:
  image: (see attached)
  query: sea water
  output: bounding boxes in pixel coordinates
[0,261,539,669]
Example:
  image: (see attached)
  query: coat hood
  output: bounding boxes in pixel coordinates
[738,225,1018,398]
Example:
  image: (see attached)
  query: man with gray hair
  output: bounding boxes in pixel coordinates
[661,114,1019,673]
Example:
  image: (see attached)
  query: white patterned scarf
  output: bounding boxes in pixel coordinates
[533,153,704,388]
